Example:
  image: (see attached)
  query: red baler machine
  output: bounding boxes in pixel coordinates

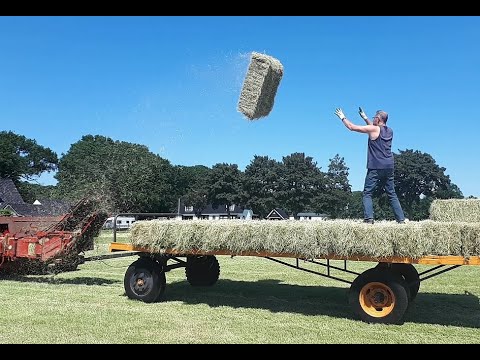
[0,198,107,274]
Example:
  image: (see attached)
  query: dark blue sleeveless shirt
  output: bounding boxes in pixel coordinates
[367,126,394,169]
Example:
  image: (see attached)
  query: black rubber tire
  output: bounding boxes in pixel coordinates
[388,263,420,301]
[124,258,166,303]
[349,268,410,324]
[185,255,220,287]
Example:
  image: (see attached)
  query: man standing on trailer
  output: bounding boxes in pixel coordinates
[334,107,406,224]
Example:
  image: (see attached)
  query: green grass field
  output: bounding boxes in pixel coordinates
[0,230,479,343]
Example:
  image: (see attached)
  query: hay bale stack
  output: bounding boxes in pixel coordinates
[130,219,480,259]
[237,52,284,120]
[430,199,480,223]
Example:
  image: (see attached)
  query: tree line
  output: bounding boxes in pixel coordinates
[0,131,466,220]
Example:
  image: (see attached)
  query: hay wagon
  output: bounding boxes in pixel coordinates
[106,214,480,325]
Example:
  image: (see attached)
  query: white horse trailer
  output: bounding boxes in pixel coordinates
[103,216,136,230]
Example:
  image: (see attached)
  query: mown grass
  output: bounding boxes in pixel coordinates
[0,230,479,343]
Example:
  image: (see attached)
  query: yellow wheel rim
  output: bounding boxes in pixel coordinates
[359,282,396,318]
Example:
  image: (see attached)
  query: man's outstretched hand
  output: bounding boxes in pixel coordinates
[358,107,368,121]
[334,108,346,120]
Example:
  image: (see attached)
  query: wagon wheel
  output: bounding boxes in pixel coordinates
[376,263,420,301]
[124,257,166,303]
[389,263,420,301]
[185,255,220,286]
[349,268,410,324]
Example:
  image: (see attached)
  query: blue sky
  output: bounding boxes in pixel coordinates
[1,16,479,197]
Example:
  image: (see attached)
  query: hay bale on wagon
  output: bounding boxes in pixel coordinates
[130,219,480,259]
[429,199,480,223]
[237,52,284,120]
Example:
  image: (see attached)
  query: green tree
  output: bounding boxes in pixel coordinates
[16,182,59,204]
[344,191,396,220]
[435,182,463,199]
[322,154,352,218]
[174,165,212,217]
[56,135,176,213]
[207,163,244,218]
[389,149,463,220]
[243,155,282,218]
[0,209,13,216]
[344,191,364,219]
[172,165,211,199]
[184,188,208,217]
[0,131,57,181]
[277,152,327,217]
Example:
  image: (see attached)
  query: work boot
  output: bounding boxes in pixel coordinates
[363,219,374,224]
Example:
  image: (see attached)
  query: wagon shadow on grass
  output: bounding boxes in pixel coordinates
[0,274,118,286]
[405,291,480,327]
[164,279,480,328]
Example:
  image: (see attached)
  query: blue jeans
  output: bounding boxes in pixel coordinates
[362,169,405,222]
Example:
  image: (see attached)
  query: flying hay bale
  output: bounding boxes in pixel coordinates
[130,219,480,259]
[237,52,284,120]
[430,199,480,223]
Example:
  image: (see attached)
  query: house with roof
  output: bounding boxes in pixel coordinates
[0,177,24,206]
[178,201,257,220]
[265,208,292,220]
[0,178,70,217]
[0,178,73,235]
[265,208,329,221]
[296,212,330,221]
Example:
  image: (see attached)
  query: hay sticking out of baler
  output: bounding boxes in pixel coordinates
[130,219,480,259]
[429,199,480,223]
[237,52,284,120]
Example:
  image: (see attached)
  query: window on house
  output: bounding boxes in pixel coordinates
[229,204,235,211]
[185,206,193,212]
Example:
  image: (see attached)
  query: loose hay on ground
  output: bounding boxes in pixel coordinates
[237,52,283,120]
[130,219,480,259]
